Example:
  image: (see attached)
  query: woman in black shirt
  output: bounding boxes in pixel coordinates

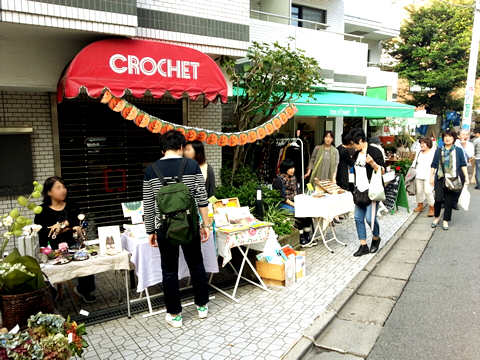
[184,140,216,198]
[336,133,355,191]
[34,177,96,303]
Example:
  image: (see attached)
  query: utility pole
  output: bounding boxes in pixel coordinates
[462,0,480,130]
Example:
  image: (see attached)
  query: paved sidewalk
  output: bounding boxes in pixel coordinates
[79,198,415,360]
[295,198,453,359]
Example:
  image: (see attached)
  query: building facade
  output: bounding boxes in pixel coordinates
[0,0,401,251]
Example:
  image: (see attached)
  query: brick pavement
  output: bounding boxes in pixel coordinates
[76,196,416,360]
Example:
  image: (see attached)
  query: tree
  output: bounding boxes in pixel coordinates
[219,40,324,182]
[383,0,480,137]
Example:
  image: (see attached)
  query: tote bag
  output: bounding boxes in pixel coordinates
[368,168,386,201]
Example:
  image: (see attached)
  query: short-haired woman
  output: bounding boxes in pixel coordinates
[34,176,97,303]
[184,140,216,198]
[413,137,435,216]
[273,159,312,246]
[430,129,469,230]
[349,128,385,257]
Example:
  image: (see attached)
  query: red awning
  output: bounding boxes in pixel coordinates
[57,39,228,103]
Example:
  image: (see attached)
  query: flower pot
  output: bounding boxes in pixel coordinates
[0,285,55,331]
[379,136,395,146]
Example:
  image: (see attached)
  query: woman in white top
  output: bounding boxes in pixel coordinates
[413,137,436,216]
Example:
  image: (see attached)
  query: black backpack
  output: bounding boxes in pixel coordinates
[151,159,198,245]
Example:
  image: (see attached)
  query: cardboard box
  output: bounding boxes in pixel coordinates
[294,250,306,282]
[213,197,240,213]
[256,257,296,287]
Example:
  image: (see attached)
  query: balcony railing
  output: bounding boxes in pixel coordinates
[251,9,364,42]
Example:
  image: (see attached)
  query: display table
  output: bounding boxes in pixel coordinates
[42,250,133,317]
[121,232,218,293]
[214,226,275,302]
[294,193,355,252]
[121,232,218,317]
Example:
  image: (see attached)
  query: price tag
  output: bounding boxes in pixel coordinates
[9,324,19,334]
[222,199,229,205]
[79,309,89,316]
[68,332,73,343]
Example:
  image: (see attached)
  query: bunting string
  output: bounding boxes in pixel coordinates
[101,90,298,146]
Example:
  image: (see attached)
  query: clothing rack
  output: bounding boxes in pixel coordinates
[275,138,305,192]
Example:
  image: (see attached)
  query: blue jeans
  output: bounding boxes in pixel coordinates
[476,159,480,188]
[280,203,295,214]
[354,202,380,240]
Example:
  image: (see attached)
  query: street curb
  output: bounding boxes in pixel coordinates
[281,210,420,360]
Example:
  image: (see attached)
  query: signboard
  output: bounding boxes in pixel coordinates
[384,174,410,214]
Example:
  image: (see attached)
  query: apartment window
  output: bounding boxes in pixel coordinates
[291,5,326,29]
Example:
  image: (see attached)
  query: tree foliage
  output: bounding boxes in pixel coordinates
[383,0,479,136]
[219,40,324,180]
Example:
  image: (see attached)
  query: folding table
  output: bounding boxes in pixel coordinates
[213,226,275,302]
[294,193,355,252]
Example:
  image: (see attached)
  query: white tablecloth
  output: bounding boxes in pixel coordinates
[42,250,132,285]
[216,226,276,266]
[121,232,219,293]
[294,193,355,221]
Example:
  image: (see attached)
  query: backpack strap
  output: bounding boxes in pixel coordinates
[177,158,188,182]
[151,162,167,186]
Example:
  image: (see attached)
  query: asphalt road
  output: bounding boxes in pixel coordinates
[367,185,480,360]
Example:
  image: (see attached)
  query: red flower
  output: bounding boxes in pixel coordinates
[396,166,401,171]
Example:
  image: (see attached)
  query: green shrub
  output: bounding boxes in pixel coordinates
[220,163,258,187]
[263,202,295,237]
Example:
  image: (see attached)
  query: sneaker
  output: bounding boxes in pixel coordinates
[165,313,183,328]
[197,305,208,319]
[74,287,97,303]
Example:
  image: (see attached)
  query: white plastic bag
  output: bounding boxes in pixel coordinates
[369,168,386,201]
[458,185,470,211]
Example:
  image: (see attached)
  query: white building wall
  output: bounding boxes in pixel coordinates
[187,99,223,186]
[250,19,367,78]
[0,91,55,254]
[0,2,136,35]
[136,0,251,26]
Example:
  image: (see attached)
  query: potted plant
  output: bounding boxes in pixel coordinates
[0,181,56,331]
[0,312,88,359]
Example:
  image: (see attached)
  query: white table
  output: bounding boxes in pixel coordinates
[294,192,355,252]
[214,226,275,302]
[42,250,133,318]
[121,232,218,316]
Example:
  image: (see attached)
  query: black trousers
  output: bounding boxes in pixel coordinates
[157,230,209,314]
[434,179,458,222]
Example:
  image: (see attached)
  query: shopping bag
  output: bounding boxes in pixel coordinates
[458,185,470,211]
[368,168,385,201]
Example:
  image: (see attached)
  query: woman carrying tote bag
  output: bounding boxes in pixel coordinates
[430,130,469,230]
[350,128,386,257]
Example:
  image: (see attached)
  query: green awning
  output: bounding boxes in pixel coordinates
[288,92,415,118]
[369,112,437,126]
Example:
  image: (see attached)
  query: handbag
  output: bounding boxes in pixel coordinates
[405,151,420,195]
[368,168,386,201]
[441,149,463,193]
[353,187,371,207]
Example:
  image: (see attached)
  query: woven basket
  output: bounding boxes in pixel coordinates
[0,285,55,331]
